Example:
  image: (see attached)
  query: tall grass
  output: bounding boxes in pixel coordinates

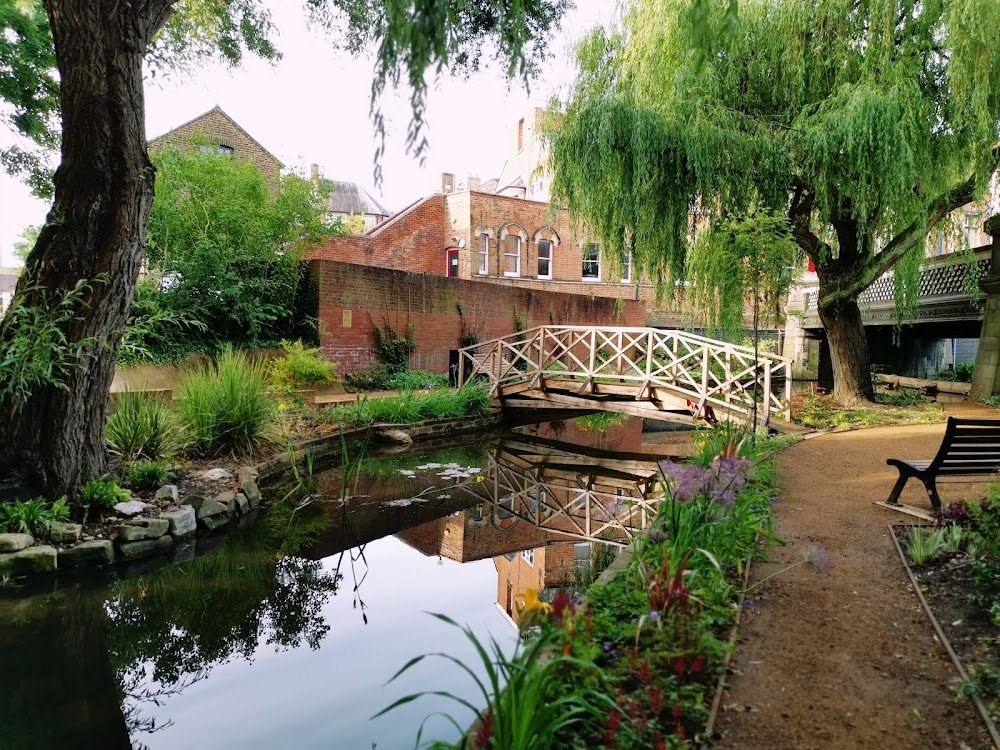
[326,384,493,426]
[106,389,179,461]
[177,346,275,456]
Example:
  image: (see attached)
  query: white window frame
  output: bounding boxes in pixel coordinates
[582,243,600,281]
[521,548,534,566]
[621,251,632,284]
[503,234,521,277]
[478,234,489,275]
[965,211,982,249]
[537,239,553,279]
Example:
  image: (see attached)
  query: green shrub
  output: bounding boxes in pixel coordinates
[386,370,448,390]
[981,394,1000,409]
[79,476,131,510]
[123,461,172,491]
[344,364,395,391]
[326,384,493,426]
[269,339,337,389]
[177,346,275,456]
[937,362,975,383]
[875,388,927,406]
[905,526,945,566]
[106,389,179,461]
[0,497,69,535]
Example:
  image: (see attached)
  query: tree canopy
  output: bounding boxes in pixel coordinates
[551,0,1000,404]
[0,0,570,498]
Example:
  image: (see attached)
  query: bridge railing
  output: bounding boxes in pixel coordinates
[458,325,793,423]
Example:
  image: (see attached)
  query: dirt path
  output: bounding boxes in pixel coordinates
[713,422,995,749]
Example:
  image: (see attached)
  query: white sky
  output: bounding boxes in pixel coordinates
[0,1,615,268]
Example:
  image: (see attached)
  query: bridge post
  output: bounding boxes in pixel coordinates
[970,216,1000,401]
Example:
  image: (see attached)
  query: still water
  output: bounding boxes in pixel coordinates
[0,416,688,749]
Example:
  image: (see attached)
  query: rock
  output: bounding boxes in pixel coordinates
[184,495,208,513]
[234,492,250,515]
[200,468,233,481]
[199,514,230,532]
[0,546,57,575]
[214,491,236,518]
[0,533,34,553]
[380,429,414,446]
[116,518,170,542]
[114,500,148,517]
[155,484,179,502]
[160,506,197,539]
[118,536,174,559]
[195,498,228,520]
[238,466,262,507]
[170,540,196,564]
[59,540,115,568]
[48,523,82,544]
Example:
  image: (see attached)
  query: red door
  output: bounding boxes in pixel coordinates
[447,248,460,277]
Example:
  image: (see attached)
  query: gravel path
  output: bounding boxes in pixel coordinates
[713,421,995,749]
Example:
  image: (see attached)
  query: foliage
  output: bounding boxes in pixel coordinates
[371,318,416,374]
[0,275,106,417]
[937,363,975,383]
[176,346,275,457]
[326,383,493,426]
[106,390,179,461]
[875,388,928,407]
[268,339,337,390]
[122,461,172,491]
[344,366,446,392]
[118,277,209,366]
[139,147,334,357]
[0,3,58,197]
[793,394,943,430]
[0,497,68,535]
[686,205,800,337]
[904,526,945,566]
[78,476,131,510]
[376,613,616,750]
[12,225,39,263]
[573,411,627,433]
[981,395,1000,410]
[550,0,1000,403]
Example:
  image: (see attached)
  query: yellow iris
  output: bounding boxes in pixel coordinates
[513,588,552,618]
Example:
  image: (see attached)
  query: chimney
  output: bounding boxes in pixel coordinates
[468,174,481,191]
[441,172,455,194]
[310,163,319,182]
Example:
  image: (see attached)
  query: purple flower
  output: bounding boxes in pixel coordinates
[649,528,668,543]
[658,456,754,505]
[648,610,661,623]
[743,599,754,608]
[804,545,833,574]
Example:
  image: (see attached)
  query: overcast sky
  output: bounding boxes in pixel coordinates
[0,1,615,268]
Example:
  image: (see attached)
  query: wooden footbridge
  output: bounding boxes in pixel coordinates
[458,325,792,428]
[461,434,665,546]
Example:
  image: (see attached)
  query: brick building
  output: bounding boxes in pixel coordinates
[148,106,284,193]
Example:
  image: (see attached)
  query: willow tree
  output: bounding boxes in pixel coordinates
[0,0,568,497]
[550,0,1000,406]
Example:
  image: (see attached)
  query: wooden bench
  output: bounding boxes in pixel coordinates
[885,416,1000,512]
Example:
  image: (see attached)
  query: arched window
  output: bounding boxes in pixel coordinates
[500,223,528,278]
[474,227,495,275]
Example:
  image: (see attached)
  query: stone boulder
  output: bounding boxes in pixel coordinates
[214,491,237,518]
[238,467,262,508]
[201,468,233,481]
[155,484,179,502]
[60,540,115,568]
[0,533,33,553]
[0,545,57,575]
[118,536,174,560]
[160,506,197,539]
[113,500,148,517]
[49,523,82,544]
[116,518,170,542]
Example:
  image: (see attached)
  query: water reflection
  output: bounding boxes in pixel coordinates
[0,418,684,749]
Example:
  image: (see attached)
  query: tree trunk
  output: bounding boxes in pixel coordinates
[0,2,160,497]
[817,295,875,406]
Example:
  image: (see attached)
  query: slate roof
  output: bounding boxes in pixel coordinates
[326,181,391,218]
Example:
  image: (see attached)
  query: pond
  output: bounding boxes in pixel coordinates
[0,415,691,750]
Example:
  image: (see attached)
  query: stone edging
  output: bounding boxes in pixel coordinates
[0,412,503,582]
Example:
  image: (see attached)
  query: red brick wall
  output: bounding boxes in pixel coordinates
[307,190,662,306]
[309,195,447,275]
[314,260,647,374]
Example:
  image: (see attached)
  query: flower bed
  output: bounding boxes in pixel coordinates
[382,424,804,749]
